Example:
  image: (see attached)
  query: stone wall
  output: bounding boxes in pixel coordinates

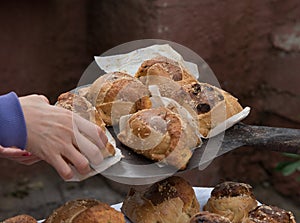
[0,0,299,202]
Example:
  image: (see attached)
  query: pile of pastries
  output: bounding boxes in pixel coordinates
[56,56,244,170]
[3,176,297,223]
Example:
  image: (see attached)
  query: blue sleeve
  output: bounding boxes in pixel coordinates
[0,92,27,149]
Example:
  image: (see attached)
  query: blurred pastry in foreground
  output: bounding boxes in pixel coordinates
[203,181,257,223]
[189,211,232,223]
[45,198,125,223]
[245,204,296,223]
[117,107,201,170]
[3,214,37,223]
[87,72,152,126]
[135,56,197,86]
[121,176,200,223]
[56,91,115,157]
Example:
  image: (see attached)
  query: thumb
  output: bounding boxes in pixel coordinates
[38,95,50,104]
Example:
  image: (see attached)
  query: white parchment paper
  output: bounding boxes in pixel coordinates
[95,44,199,79]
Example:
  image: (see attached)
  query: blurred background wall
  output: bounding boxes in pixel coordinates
[1,0,299,208]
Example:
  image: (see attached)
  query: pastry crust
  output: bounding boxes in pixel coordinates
[117,107,201,170]
[45,199,125,223]
[56,92,115,157]
[203,182,257,223]
[136,57,243,137]
[121,176,200,223]
[245,204,296,223]
[189,211,232,223]
[135,56,197,85]
[142,76,243,137]
[56,91,106,130]
[3,214,37,223]
[169,81,243,137]
[87,72,152,126]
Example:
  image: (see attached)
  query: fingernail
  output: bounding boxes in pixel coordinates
[22,152,32,156]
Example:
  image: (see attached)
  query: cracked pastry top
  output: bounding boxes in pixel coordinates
[245,204,296,223]
[87,72,152,126]
[203,181,258,223]
[135,56,243,137]
[117,107,201,170]
[121,176,200,223]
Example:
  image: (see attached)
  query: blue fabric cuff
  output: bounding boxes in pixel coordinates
[0,92,27,149]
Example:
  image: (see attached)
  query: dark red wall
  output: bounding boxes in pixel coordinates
[0,0,299,202]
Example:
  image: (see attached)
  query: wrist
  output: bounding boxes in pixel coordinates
[0,92,27,149]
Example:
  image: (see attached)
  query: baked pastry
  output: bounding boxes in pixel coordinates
[203,181,257,223]
[245,204,296,223]
[180,82,243,137]
[135,56,197,85]
[56,92,115,157]
[135,57,243,137]
[45,198,125,223]
[3,214,37,223]
[143,77,243,137]
[117,107,201,170]
[87,72,152,126]
[56,91,106,130]
[121,176,200,223]
[189,211,232,223]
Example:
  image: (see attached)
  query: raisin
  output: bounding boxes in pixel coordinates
[192,83,202,94]
[196,103,211,113]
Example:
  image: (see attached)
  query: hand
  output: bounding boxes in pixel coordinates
[19,94,108,180]
[0,145,41,165]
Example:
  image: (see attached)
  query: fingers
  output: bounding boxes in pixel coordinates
[48,155,74,180]
[73,128,104,166]
[46,144,91,180]
[0,146,41,165]
[14,155,41,165]
[17,96,109,180]
[38,95,50,104]
[73,114,108,150]
[0,146,29,158]
[97,127,109,148]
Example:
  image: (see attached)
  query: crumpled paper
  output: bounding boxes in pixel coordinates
[95,44,199,79]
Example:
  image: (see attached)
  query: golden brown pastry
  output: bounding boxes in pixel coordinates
[180,82,243,137]
[3,214,37,223]
[117,107,201,170]
[56,91,106,130]
[189,211,232,223]
[145,79,242,137]
[135,56,197,85]
[135,57,243,137]
[121,176,200,223]
[245,204,296,223]
[87,72,152,126]
[44,198,125,223]
[203,181,257,223]
[56,91,115,157]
